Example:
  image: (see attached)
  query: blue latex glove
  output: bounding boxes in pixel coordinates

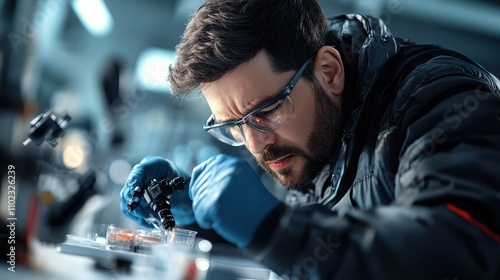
[189,154,281,248]
[120,156,195,228]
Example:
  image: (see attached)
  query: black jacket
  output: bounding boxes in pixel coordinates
[247,14,500,280]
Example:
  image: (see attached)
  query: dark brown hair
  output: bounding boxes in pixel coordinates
[168,0,329,96]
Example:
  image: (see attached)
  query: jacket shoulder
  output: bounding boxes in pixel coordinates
[389,48,500,124]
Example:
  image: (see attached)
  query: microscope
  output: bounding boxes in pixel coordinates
[127,177,190,230]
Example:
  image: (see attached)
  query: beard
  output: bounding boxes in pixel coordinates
[257,79,344,190]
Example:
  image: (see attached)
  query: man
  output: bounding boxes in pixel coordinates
[120,0,500,279]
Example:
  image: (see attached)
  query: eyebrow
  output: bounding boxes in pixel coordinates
[214,55,311,125]
[217,86,285,124]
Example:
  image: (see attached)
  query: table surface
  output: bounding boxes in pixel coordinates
[0,237,279,280]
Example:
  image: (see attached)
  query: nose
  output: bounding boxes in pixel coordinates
[243,126,276,155]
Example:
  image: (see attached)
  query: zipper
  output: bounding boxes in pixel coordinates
[321,133,349,207]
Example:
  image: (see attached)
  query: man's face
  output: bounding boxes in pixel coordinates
[202,51,344,190]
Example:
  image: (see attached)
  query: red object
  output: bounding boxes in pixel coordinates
[446,203,500,243]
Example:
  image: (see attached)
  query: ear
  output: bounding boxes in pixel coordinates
[313,46,344,96]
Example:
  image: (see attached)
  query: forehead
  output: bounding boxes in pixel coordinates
[201,51,290,120]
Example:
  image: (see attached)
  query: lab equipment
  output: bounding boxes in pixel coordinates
[134,229,165,253]
[164,227,197,249]
[127,176,191,230]
[23,110,71,147]
[120,156,195,228]
[106,225,136,251]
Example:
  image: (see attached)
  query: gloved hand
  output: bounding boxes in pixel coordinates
[189,154,281,248]
[120,156,195,228]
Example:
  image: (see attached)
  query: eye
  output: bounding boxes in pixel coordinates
[249,100,285,128]
[255,100,284,118]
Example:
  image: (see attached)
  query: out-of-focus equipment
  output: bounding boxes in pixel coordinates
[23,111,71,147]
[38,170,99,243]
[127,177,191,230]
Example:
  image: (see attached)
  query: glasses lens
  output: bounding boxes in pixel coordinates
[207,124,246,146]
[247,96,293,131]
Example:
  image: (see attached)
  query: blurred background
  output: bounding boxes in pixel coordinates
[0,0,499,278]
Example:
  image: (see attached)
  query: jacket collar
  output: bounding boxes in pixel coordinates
[328,14,399,127]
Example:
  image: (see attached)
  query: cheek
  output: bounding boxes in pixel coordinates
[279,103,315,148]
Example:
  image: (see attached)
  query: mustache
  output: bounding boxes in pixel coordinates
[258,145,308,162]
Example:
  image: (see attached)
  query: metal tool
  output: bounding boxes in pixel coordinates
[127,176,190,230]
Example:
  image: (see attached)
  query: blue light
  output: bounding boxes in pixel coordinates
[135,48,176,93]
[72,0,114,37]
